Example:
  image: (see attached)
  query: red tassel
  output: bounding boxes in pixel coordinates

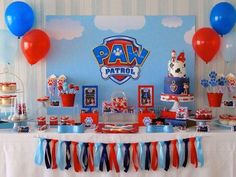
[190,137,198,168]
[88,143,95,172]
[51,139,58,169]
[131,143,139,171]
[171,139,179,168]
[151,142,158,171]
[72,141,82,172]
[109,143,120,173]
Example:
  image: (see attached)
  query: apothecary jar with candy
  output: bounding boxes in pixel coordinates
[0,68,27,122]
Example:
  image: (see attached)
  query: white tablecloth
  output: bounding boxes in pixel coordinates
[0,126,235,177]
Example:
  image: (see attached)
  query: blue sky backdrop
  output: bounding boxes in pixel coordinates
[46,15,195,114]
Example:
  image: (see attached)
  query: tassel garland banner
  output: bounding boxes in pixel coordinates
[34,136,204,173]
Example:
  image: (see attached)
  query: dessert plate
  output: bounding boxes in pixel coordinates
[213,119,231,129]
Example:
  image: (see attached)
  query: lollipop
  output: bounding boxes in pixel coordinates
[74,85,79,92]
[68,83,74,90]
[57,85,63,94]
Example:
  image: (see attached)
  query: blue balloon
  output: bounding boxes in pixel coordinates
[0,30,18,64]
[221,32,236,63]
[5,1,34,38]
[210,2,236,36]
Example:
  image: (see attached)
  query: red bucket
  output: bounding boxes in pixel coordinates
[207,92,223,107]
[60,94,75,107]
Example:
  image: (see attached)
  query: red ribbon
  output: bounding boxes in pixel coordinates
[189,137,198,168]
[51,139,58,169]
[171,139,179,168]
[72,141,82,172]
[88,143,95,172]
[109,143,120,173]
[131,143,139,171]
[151,142,158,171]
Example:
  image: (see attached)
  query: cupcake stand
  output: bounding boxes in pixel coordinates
[0,69,29,131]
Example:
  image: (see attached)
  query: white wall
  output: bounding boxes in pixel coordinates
[0,0,235,116]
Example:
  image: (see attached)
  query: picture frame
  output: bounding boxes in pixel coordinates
[138,85,154,108]
[82,86,98,108]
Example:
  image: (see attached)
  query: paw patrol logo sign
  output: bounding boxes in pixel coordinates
[93,36,149,85]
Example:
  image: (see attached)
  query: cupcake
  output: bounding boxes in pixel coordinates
[228,115,236,126]
[1,95,16,106]
[219,114,230,125]
[50,116,58,126]
[37,116,46,126]
[1,82,16,93]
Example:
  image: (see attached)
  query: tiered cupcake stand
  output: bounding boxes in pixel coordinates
[0,69,29,131]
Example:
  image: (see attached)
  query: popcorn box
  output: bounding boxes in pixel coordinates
[138,111,156,126]
[80,111,99,128]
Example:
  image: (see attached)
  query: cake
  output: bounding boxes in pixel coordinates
[164,50,190,95]
[0,95,16,106]
[1,82,16,93]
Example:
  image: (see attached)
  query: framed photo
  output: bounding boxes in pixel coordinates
[82,86,98,108]
[138,85,154,108]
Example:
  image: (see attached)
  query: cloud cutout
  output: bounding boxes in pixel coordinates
[184,26,195,45]
[46,18,84,40]
[161,16,183,28]
[94,16,145,33]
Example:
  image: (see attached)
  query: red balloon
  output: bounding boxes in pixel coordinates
[21,29,50,65]
[192,27,220,64]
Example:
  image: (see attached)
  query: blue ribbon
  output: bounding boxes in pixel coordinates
[178,139,184,167]
[146,125,174,133]
[158,141,165,169]
[56,141,65,170]
[45,139,52,169]
[34,138,45,165]
[58,124,85,133]
[183,138,189,167]
[164,141,171,171]
[117,143,124,170]
[82,143,89,171]
[139,142,146,170]
[123,143,131,173]
[99,143,110,172]
[145,142,151,170]
[196,136,204,167]
[65,141,72,170]
[78,142,85,170]
[94,143,101,170]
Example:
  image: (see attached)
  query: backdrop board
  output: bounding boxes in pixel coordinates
[46,15,195,114]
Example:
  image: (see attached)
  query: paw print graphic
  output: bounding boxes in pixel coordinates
[85,117,93,126]
[113,48,122,56]
[143,117,151,125]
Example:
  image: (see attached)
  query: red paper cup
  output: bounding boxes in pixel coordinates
[37,116,46,126]
[60,93,75,107]
[50,116,58,126]
[207,92,223,107]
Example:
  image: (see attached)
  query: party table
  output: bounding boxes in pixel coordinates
[0,125,235,177]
